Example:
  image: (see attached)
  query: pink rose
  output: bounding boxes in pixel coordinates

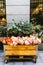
[13,42,17,46]
[33,39,37,44]
[25,40,30,45]
[28,38,33,43]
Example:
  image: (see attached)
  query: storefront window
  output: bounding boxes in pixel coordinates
[0,0,6,26]
[30,0,43,25]
[0,0,7,37]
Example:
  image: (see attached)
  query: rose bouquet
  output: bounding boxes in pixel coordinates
[1,35,41,46]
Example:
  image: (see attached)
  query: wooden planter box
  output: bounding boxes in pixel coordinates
[4,45,37,63]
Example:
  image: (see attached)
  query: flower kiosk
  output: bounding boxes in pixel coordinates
[0,35,41,63]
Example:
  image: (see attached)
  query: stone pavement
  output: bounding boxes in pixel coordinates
[0,51,43,65]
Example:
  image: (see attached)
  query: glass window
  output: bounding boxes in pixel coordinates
[0,0,6,26]
[0,0,7,37]
[30,0,43,25]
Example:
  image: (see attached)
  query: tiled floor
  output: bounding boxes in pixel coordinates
[0,51,43,65]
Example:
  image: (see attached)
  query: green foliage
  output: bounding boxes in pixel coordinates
[0,21,38,37]
[18,21,35,35]
[7,23,19,36]
[0,26,7,37]
[7,21,35,36]
[34,25,41,33]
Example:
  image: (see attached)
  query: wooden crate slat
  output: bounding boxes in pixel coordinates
[4,45,36,50]
[5,50,36,56]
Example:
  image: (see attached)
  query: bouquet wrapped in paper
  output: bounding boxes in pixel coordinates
[0,35,41,46]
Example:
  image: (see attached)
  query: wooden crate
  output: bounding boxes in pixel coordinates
[4,45,36,55]
[4,45,37,63]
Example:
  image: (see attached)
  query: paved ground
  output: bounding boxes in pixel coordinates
[0,51,43,65]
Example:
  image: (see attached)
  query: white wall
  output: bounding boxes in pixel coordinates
[6,0,30,24]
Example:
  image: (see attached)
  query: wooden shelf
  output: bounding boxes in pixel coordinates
[0,7,5,9]
[0,1,6,26]
[0,14,5,16]
[0,0,6,17]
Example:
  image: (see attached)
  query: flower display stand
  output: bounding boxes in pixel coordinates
[4,44,37,63]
